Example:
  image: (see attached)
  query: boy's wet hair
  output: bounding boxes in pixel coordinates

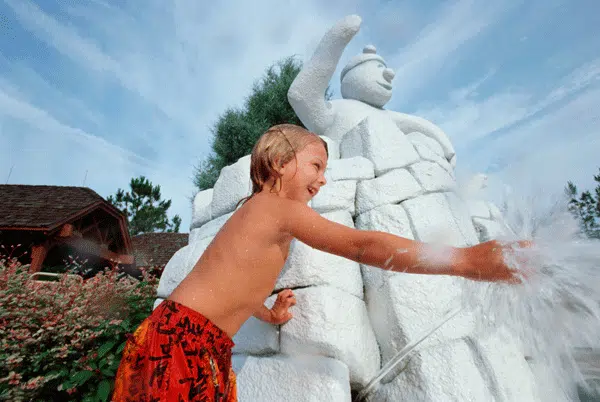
[237,124,328,207]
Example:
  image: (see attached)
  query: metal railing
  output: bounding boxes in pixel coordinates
[354,306,463,401]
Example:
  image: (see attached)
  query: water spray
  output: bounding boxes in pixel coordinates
[355,192,600,401]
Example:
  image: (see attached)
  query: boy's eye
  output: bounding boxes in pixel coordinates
[313,163,320,169]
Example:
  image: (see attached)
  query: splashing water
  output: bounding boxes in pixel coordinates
[461,192,600,400]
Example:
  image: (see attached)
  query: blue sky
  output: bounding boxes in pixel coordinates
[1,0,599,231]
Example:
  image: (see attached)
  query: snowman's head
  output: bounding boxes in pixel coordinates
[340,45,395,108]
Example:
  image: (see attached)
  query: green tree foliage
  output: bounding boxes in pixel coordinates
[108,176,181,236]
[564,167,600,239]
[193,56,332,191]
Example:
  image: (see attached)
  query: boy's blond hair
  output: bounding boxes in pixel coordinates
[238,124,328,206]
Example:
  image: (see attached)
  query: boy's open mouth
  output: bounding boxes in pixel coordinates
[308,187,317,196]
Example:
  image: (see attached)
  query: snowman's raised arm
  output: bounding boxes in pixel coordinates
[391,111,457,167]
[288,15,362,134]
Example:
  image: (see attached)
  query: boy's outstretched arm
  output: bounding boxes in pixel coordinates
[280,199,525,283]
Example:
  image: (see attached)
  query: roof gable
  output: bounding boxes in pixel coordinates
[0,184,121,229]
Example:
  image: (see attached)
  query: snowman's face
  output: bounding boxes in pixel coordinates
[340,60,395,108]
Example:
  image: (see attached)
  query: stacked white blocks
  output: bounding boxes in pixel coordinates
[156,118,539,401]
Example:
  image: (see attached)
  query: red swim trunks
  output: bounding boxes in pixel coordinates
[112,300,236,401]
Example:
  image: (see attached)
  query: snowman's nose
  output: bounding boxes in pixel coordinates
[383,68,395,83]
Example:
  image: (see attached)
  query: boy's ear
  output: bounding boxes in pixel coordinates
[273,157,285,174]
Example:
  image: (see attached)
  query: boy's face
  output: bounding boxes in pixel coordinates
[278,140,328,203]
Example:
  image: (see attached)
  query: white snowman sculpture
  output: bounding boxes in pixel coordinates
[156,15,541,402]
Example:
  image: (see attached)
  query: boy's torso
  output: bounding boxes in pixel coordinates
[169,194,293,337]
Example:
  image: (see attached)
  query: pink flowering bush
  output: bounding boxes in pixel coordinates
[0,248,159,401]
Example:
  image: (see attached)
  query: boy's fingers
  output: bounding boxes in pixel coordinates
[517,240,533,248]
[279,289,294,299]
[283,297,297,307]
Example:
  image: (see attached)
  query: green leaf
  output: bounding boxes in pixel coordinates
[96,379,111,402]
[61,380,74,390]
[98,357,108,369]
[116,341,127,354]
[109,359,122,372]
[47,368,69,380]
[72,370,94,386]
[98,341,116,358]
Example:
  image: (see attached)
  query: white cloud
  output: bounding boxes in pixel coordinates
[2,0,599,234]
[0,88,194,229]
[385,0,521,105]
[540,58,600,108]
[0,54,104,130]
[1,0,363,230]
[414,57,600,149]
[3,0,353,135]
[417,89,533,148]
[0,87,149,165]
[468,86,600,200]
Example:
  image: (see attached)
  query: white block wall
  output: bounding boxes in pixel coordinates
[156,128,540,401]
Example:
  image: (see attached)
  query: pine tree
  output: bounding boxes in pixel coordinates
[564,168,600,239]
[108,176,181,236]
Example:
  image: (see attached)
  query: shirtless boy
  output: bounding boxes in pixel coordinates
[112,124,526,401]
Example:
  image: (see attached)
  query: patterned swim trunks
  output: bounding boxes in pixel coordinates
[112,300,236,401]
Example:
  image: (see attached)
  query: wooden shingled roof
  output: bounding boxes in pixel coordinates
[0,184,124,230]
[131,232,189,268]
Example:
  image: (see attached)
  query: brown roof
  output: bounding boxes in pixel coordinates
[0,184,122,230]
[132,232,189,267]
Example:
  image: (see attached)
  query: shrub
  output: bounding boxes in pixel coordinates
[0,247,158,401]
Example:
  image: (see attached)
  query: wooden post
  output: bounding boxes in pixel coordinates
[29,243,49,273]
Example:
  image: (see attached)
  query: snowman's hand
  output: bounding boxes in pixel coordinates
[288,15,362,133]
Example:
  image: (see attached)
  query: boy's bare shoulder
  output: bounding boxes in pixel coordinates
[246,195,318,231]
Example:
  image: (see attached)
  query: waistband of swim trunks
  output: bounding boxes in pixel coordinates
[151,299,235,350]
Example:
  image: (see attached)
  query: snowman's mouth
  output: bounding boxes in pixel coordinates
[378,81,392,90]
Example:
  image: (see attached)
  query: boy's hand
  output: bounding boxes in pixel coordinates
[458,240,532,283]
[270,289,297,325]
